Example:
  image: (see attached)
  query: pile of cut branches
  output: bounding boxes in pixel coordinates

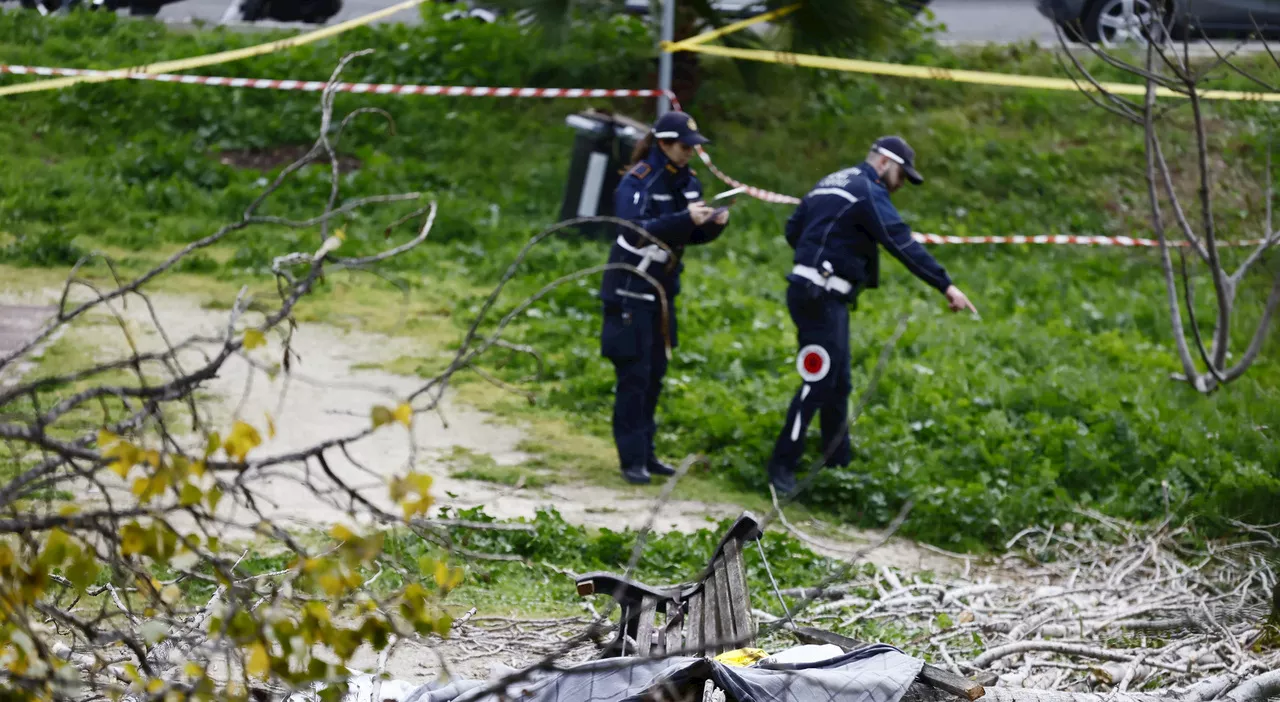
[775,511,1279,702]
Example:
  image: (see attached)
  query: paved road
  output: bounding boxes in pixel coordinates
[928,0,1059,45]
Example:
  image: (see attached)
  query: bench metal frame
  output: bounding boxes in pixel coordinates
[575,511,988,701]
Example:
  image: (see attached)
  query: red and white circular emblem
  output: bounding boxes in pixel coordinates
[796,344,831,383]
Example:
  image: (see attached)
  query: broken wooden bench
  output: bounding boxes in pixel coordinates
[574,511,988,701]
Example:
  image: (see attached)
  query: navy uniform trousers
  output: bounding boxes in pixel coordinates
[601,302,672,470]
[768,279,854,475]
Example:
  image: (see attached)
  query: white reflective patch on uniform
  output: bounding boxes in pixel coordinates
[797,345,831,383]
[816,167,861,189]
[790,413,803,442]
[634,192,641,205]
[684,191,700,200]
[652,194,673,201]
[810,188,859,204]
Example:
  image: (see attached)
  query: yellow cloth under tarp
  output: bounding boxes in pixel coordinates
[713,648,769,667]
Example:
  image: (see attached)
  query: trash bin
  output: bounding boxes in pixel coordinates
[559,110,649,239]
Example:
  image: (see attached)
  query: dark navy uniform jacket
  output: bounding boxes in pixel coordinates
[786,162,952,300]
[599,146,726,343]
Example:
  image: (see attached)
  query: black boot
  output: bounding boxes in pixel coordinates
[622,464,652,485]
[767,463,798,497]
[647,457,676,477]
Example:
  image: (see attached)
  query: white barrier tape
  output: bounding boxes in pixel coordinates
[1,66,1268,249]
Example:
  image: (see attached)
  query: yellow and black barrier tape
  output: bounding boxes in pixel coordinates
[663,3,799,53]
[661,2,1280,103]
[664,42,1280,102]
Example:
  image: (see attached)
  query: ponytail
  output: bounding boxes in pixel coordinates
[630,132,656,166]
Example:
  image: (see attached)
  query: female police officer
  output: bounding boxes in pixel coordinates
[600,110,730,485]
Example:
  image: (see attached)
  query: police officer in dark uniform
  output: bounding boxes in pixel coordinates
[767,136,977,495]
[600,111,730,485]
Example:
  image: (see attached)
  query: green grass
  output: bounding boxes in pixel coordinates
[1,10,1277,551]
[445,446,559,489]
[379,508,849,618]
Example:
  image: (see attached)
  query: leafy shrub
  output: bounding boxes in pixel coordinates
[0,227,85,267]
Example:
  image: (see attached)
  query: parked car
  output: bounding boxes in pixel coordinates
[1037,0,1280,45]
[620,0,932,20]
[8,0,171,16]
[233,0,341,23]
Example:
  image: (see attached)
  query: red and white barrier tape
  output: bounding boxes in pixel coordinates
[2,64,1271,249]
[911,233,1266,247]
[0,64,663,98]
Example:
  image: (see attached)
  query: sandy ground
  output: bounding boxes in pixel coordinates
[0,289,750,535]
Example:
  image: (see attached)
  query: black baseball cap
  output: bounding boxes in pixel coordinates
[873,135,923,185]
[652,110,710,147]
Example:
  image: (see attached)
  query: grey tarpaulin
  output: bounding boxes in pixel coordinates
[403,643,924,702]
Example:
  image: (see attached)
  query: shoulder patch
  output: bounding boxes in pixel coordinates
[627,162,652,180]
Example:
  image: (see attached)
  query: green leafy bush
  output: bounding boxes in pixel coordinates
[0,227,85,267]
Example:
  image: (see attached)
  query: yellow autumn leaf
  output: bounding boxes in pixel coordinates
[131,478,151,499]
[160,584,181,606]
[204,432,221,459]
[120,524,146,557]
[223,421,262,462]
[180,483,203,507]
[104,441,140,479]
[402,496,433,520]
[407,472,433,496]
[246,641,270,679]
[97,429,119,448]
[370,405,395,429]
[330,524,355,542]
[393,403,413,428]
[243,329,266,350]
[334,227,347,241]
[318,573,345,597]
[433,561,465,592]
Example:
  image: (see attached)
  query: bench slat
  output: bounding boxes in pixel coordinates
[723,538,755,645]
[713,557,736,654]
[663,599,682,657]
[703,569,722,656]
[636,597,657,656]
[687,587,705,655]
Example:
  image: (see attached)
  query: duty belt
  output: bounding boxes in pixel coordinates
[614,235,672,303]
[615,235,671,273]
[791,264,853,295]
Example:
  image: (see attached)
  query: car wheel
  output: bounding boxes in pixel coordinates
[1084,0,1169,46]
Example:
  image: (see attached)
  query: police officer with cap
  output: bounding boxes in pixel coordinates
[600,110,730,485]
[766,136,977,496]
